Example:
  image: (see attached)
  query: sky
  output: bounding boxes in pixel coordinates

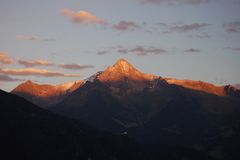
[0,0,240,91]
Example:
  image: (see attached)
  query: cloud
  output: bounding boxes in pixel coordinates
[42,38,55,42]
[118,48,128,54]
[16,35,39,41]
[224,47,240,52]
[223,21,240,33]
[152,23,209,34]
[139,0,209,5]
[62,8,107,25]
[97,50,111,55]
[0,68,79,77]
[61,8,143,32]
[18,60,54,67]
[0,74,21,82]
[0,52,13,64]
[113,21,141,31]
[18,59,95,71]
[130,46,167,56]
[16,35,54,42]
[97,46,168,56]
[168,23,209,33]
[184,48,201,53]
[187,33,210,38]
[59,64,94,70]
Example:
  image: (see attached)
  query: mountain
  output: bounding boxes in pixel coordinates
[51,59,240,160]
[50,59,169,132]
[97,59,167,94]
[0,89,213,160]
[165,78,240,97]
[11,80,83,107]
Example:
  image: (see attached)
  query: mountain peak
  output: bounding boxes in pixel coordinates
[98,59,144,82]
[115,58,129,65]
[25,80,33,84]
[116,58,128,63]
[111,58,136,73]
[97,58,162,89]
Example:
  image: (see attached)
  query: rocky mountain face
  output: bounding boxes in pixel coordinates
[11,80,83,107]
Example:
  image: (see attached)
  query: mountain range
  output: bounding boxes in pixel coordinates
[11,59,240,107]
[6,59,240,160]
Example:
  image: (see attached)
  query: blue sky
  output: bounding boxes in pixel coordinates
[0,0,240,91]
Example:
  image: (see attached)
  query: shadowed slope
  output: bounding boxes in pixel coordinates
[0,89,213,160]
[0,89,143,160]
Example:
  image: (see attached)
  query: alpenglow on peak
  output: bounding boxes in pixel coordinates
[97,58,160,83]
[110,58,137,73]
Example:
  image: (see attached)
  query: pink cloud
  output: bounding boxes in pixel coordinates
[130,46,167,56]
[62,8,107,25]
[118,48,128,54]
[97,50,111,55]
[113,21,141,31]
[152,23,209,34]
[59,64,94,70]
[0,74,21,82]
[0,68,79,77]
[18,60,54,67]
[187,33,210,38]
[16,35,39,41]
[224,47,240,52]
[184,48,201,53]
[169,23,209,33]
[223,21,240,33]
[0,52,13,64]
[97,46,168,56]
[16,35,54,42]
